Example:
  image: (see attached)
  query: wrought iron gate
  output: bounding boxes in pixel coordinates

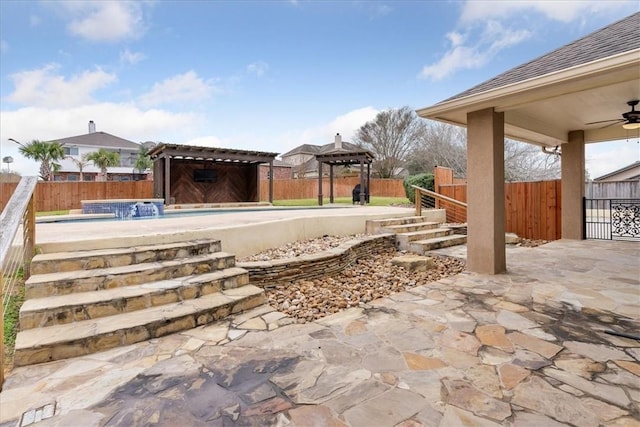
[584,198,640,241]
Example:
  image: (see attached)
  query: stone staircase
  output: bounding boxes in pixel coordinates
[14,239,265,367]
[366,216,467,255]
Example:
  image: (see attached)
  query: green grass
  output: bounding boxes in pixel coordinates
[272,196,411,207]
[3,269,25,365]
[36,210,69,217]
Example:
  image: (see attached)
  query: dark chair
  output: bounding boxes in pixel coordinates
[352,184,370,204]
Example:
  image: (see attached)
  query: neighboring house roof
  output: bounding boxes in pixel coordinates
[417,12,640,146]
[50,131,141,150]
[594,161,640,181]
[281,144,323,157]
[446,13,639,102]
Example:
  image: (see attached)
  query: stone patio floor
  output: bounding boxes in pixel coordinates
[1,239,638,426]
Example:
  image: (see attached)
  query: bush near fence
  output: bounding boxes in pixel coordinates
[0,178,406,212]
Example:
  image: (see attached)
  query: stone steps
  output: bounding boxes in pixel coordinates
[20,267,249,329]
[25,252,236,299]
[366,216,467,254]
[408,234,468,255]
[365,216,435,234]
[379,221,440,234]
[16,238,267,366]
[30,239,222,275]
[13,285,265,367]
[395,228,454,250]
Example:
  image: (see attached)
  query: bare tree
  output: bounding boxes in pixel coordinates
[407,121,467,176]
[504,139,560,181]
[353,106,427,178]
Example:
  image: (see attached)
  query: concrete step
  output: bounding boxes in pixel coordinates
[25,252,236,299]
[380,221,439,234]
[31,239,222,275]
[408,234,467,255]
[365,216,435,234]
[20,267,249,329]
[13,285,266,367]
[396,228,453,251]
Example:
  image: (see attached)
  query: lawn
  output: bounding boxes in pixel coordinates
[273,196,410,207]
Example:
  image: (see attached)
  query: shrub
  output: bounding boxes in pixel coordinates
[403,173,434,203]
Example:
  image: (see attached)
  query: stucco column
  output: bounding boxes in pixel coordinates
[561,130,585,239]
[467,108,506,274]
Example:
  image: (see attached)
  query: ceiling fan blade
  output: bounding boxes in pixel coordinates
[585,119,624,125]
[599,121,625,129]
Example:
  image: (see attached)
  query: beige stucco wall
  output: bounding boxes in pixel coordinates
[561,130,585,239]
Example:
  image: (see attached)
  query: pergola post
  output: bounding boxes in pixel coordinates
[329,164,334,203]
[268,160,274,203]
[466,108,506,274]
[318,161,323,206]
[561,130,585,239]
[164,156,171,206]
[359,160,365,205]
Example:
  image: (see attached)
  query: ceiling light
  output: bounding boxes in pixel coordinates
[622,121,640,130]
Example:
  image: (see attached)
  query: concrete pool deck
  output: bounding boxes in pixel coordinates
[34,205,422,257]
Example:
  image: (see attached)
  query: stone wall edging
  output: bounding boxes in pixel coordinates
[237,234,396,287]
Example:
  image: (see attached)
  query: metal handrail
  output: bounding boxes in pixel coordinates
[1,176,37,389]
[411,184,467,223]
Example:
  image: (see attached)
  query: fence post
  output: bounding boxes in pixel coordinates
[415,188,421,216]
[23,193,36,278]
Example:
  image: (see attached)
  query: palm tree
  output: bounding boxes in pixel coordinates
[67,152,90,181]
[134,145,154,176]
[17,140,65,181]
[87,149,120,181]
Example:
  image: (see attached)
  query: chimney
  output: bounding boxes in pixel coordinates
[334,133,342,150]
[88,120,96,134]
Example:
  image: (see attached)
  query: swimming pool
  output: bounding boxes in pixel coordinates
[36,205,353,224]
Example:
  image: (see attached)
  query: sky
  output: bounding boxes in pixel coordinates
[1,0,638,179]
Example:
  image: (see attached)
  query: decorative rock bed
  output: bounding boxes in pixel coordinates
[237,234,466,323]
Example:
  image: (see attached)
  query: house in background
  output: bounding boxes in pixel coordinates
[281,134,364,178]
[51,121,151,181]
[593,161,640,181]
[258,159,293,180]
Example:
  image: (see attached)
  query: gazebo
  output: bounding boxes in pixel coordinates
[315,134,375,205]
[149,143,279,205]
[417,12,639,274]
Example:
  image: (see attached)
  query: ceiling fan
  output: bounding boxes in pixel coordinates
[585,100,640,130]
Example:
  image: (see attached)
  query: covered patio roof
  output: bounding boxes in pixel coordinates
[417,12,640,147]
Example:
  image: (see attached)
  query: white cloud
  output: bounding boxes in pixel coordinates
[5,63,117,108]
[0,40,8,54]
[183,135,227,148]
[419,21,530,81]
[1,103,200,176]
[460,0,628,24]
[586,139,640,179]
[62,1,146,42]
[138,71,217,107]
[120,48,146,65]
[247,61,269,77]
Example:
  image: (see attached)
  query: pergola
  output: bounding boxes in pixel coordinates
[149,143,279,205]
[316,147,374,206]
[417,12,639,274]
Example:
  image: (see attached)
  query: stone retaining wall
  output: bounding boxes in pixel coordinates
[237,234,396,287]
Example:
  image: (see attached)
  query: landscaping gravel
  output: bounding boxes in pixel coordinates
[239,234,465,323]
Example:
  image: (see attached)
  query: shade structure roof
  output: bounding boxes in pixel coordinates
[148,143,279,164]
[417,12,640,147]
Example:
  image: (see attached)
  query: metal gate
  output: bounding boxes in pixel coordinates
[584,198,640,241]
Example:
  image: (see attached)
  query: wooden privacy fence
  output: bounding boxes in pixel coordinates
[437,179,562,241]
[1,178,407,212]
[259,177,406,201]
[0,181,155,212]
